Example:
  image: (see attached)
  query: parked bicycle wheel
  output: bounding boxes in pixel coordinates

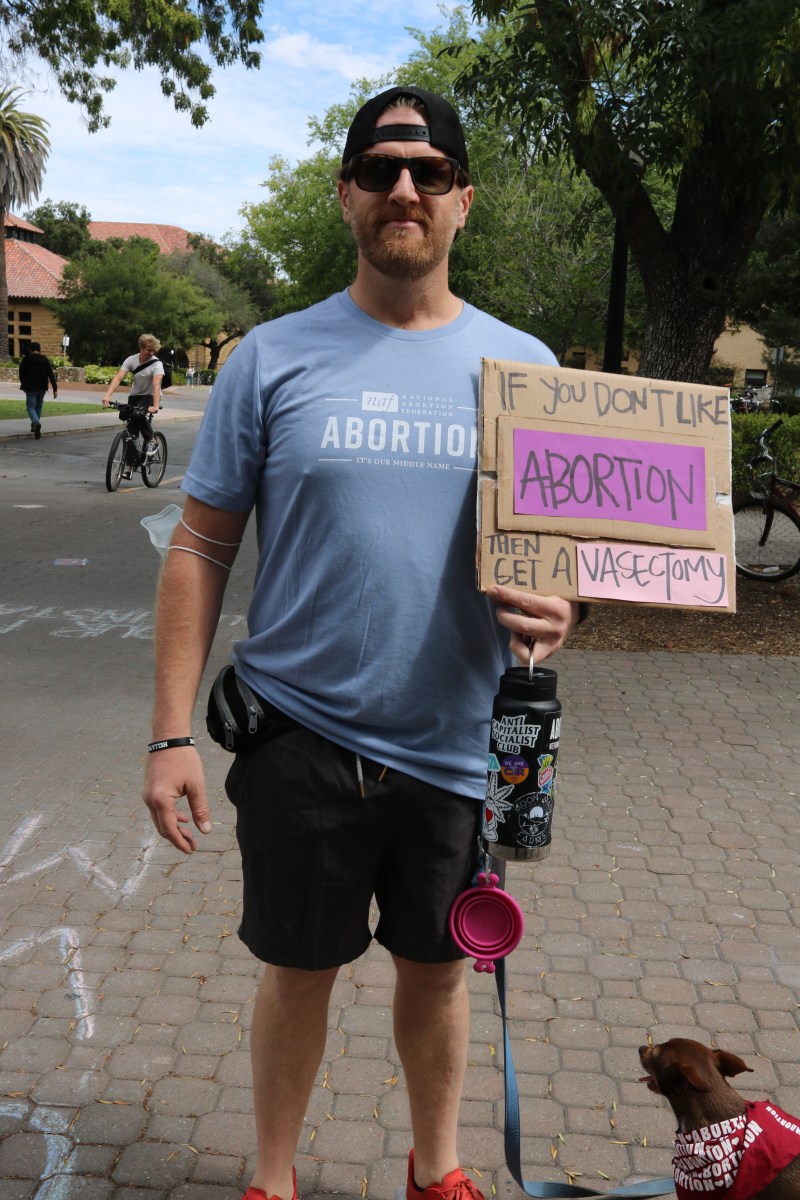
[733,497,800,580]
[141,432,168,487]
[105,431,127,492]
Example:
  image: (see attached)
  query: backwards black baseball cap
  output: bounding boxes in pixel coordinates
[342,85,469,173]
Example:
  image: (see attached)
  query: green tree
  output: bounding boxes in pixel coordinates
[165,249,258,369]
[237,153,356,317]
[733,213,800,354]
[47,237,223,364]
[459,0,800,382]
[188,230,276,323]
[0,87,49,359]
[733,212,800,394]
[2,0,263,132]
[452,157,616,362]
[24,198,92,258]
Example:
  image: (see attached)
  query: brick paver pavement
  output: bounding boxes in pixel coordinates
[2,639,799,1198]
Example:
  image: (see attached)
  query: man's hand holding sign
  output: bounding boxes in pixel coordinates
[490,585,579,665]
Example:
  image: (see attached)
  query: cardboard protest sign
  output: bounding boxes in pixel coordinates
[477,360,735,612]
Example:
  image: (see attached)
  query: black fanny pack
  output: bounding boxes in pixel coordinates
[206,665,299,753]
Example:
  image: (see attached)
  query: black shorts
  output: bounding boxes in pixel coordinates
[127,402,153,437]
[225,717,481,970]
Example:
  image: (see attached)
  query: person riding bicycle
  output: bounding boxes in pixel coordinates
[102,333,164,464]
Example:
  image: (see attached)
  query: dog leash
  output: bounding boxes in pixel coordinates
[489,877,676,1197]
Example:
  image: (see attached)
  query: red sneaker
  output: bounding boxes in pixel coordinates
[242,1168,297,1200]
[396,1150,485,1200]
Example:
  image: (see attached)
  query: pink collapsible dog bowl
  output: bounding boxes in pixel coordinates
[448,872,524,973]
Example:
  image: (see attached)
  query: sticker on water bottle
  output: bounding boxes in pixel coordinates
[483,771,515,843]
[537,753,555,794]
[514,791,554,848]
[490,713,542,753]
[500,754,529,785]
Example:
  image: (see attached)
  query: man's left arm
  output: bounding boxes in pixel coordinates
[150,375,162,414]
[490,585,584,664]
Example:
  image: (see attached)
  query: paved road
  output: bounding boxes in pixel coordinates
[1,411,799,1199]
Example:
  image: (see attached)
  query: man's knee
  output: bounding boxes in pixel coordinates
[392,954,467,997]
[260,962,339,1002]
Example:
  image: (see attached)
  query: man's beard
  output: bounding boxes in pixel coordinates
[348,199,459,280]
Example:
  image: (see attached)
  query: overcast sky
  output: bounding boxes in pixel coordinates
[23,1,459,243]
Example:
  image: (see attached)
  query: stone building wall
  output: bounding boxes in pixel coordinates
[8,301,64,359]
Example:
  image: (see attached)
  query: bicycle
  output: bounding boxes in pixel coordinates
[733,419,800,581]
[105,401,168,492]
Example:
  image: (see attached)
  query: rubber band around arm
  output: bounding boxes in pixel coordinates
[179,516,242,547]
[167,545,232,572]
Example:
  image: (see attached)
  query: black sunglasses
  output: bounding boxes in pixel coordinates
[345,153,460,195]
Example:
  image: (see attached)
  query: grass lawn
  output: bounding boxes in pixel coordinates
[0,400,104,420]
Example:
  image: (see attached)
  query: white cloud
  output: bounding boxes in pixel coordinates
[264,31,390,81]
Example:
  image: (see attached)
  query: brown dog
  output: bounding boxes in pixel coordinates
[639,1038,800,1199]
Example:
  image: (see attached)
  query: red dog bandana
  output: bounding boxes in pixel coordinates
[673,1101,800,1197]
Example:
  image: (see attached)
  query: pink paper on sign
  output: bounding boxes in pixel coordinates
[577,541,729,608]
[513,429,707,530]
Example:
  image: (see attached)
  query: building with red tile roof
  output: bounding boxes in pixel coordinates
[4,216,67,357]
[4,215,193,359]
[6,213,44,236]
[7,238,66,299]
[87,222,190,255]
[4,214,226,368]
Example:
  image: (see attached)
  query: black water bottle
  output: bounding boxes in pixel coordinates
[480,665,562,861]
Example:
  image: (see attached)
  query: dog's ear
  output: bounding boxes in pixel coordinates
[714,1049,754,1079]
[674,1058,713,1092]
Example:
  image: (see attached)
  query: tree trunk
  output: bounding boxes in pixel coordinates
[602,221,628,373]
[205,332,242,372]
[613,156,768,383]
[0,208,9,361]
[635,263,729,382]
[205,339,220,371]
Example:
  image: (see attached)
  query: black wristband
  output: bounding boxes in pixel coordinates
[148,737,195,753]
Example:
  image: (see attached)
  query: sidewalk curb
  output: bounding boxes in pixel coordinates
[0,412,203,444]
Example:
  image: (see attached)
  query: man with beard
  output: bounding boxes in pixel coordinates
[143,86,579,1200]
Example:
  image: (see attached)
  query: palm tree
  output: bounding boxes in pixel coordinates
[0,89,50,360]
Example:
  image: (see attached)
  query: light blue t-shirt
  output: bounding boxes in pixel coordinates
[183,290,557,798]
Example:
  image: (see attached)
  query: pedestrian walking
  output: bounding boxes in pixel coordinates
[19,342,58,439]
